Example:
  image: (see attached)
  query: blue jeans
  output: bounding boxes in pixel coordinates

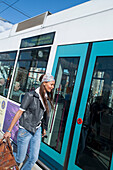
[14,127,41,170]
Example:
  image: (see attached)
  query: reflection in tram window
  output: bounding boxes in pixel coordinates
[43,57,79,153]
[9,47,50,103]
[75,57,113,170]
[0,52,17,97]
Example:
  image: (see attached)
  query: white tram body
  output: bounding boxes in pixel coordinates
[0,0,113,71]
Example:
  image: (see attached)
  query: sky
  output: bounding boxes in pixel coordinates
[0,0,90,32]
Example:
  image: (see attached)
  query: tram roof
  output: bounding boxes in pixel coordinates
[0,0,113,39]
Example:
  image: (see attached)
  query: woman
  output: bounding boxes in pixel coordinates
[4,74,55,170]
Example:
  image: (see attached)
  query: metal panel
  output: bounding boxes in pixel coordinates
[16,12,51,32]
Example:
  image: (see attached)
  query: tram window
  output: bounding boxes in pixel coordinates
[0,52,17,97]
[43,57,80,153]
[9,47,50,103]
[75,56,113,170]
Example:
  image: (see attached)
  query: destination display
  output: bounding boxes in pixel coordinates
[20,32,55,48]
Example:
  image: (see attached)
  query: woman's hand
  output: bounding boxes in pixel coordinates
[42,129,46,138]
[3,131,11,139]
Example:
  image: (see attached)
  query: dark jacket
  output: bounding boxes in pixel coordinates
[19,91,50,133]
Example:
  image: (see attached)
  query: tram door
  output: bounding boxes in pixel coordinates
[68,41,113,170]
[40,43,89,169]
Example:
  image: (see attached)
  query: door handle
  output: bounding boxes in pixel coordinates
[77,118,83,124]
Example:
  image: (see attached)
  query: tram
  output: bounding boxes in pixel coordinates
[0,0,113,169]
